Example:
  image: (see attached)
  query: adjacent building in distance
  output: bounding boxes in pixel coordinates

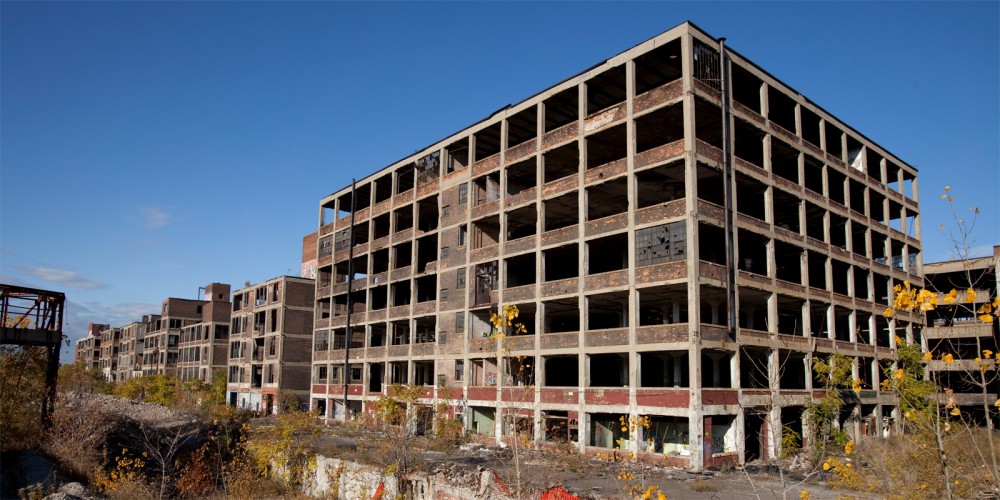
[227,276,315,414]
[309,21,924,469]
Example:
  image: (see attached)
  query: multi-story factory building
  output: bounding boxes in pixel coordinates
[309,21,922,469]
[227,276,315,414]
[98,326,121,381]
[142,283,230,381]
[115,319,147,381]
[74,323,107,370]
[923,246,999,423]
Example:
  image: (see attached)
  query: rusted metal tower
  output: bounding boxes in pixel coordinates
[1,284,65,426]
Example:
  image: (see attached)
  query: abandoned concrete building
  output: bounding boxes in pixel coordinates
[114,318,149,381]
[74,323,107,370]
[305,20,923,469]
[227,276,315,414]
[98,326,121,381]
[141,283,232,383]
[922,246,1000,425]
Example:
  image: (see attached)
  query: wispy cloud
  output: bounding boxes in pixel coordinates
[139,206,170,228]
[62,300,160,358]
[22,266,107,289]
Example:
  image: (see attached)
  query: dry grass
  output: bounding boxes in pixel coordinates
[690,479,719,492]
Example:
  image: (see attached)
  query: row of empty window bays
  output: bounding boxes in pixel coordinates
[318,162,918,294]
[321,112,917,260]
[308,349,903,393]
[322,39,915,228]
[313,286,923,354]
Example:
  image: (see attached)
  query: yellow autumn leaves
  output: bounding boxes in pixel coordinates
[489,304,527,337]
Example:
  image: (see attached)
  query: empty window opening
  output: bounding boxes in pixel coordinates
[474,261,498,306]
[700,285,729,326]
[771,138,799,184]
[800,108,821,149]
[833,306,851,342]
[544,86,578,132]
[506,205,537,241]
[888,199,905,233]
[872,273,890,305]
[543,410,578,444]
[803,156,823,194]
[824,122,843,158]
[587,291,629,330]
[371,248,389,275]
[390,320,410,346]
[731,63,762,113]
[804,202,825,242]
[474,172,501,206]
[853,267,869,301]
[875,315,891,348]
[772,189,801,233]
[890,239,906,270]
[856,312,872,344]
[851,225,867,256]
[368,362,384,393]
[388,361,407,385]
[543,298,580,333]
[586,65,626,115]
[831,260,850,295]
[544,244,579,281]
[413,316,436,344]
[543,191,578,231]
[735,172,767,221]
[416,196,439,232]
[778,351,806,389]
[504,252,536,288]
[636,221,686,266]
[316,298,331,321]
[737,231,768,275]
[413,361,434,386]
[858,358,875,389]
[470,311,494,340]
[830,213,848,249]
[767,86,797,133]
[694,97,722,150]
[587,177,628,220]
[586,124,627,169]
[865,149,884,181]
[374,175,393,204]
[474,123,502,162]
[651,415,693,456]
[777,295,804,336]
[740,347,770,389]
[317,265,333,288]
[543,355,579,387]
[369,324,387,347]
[507,105,537,149]
[445,138,469,174]
[701,350,734,388]
[698,223,726,266]
[871,231,888,265]
[807,251,827,290]
[638,351,691,387]
[509,302,536,336]
[392,241,412,269]
[322,201,337,226]
[696,163,725,206]
[391,280,411,306]
[589,353,628,387]
[810,301,829,337]
[635,104,684,153]
[506,158,537,196]
[396,163,415,194]
[634,39,682,95]
[638,284,688,325]
[828,169,846,206]
[472,215,500,249]
[394,206,414,233]
[373,213,391,240]
[774,242,803,284]
[416,151,440,186]
[846,136,864,172]
[588,233,628,274]
[415,275,436,303]
[543,142,579,183]
[416,234,438,273]
[846,180,866,216]
[636,161,684,208]
[738,289,769,331]
[734,117,766,168]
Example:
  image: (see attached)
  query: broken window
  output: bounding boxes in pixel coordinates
[445,138,469,174]
[635,221,686,266]
[416,151,440,186]
[396,163,415,194]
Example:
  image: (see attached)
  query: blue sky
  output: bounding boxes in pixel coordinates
[2,2,997,356]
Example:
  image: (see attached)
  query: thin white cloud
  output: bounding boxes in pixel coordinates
[139,206,170,228]
[62,300,160,359]
[22,266,107,289]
